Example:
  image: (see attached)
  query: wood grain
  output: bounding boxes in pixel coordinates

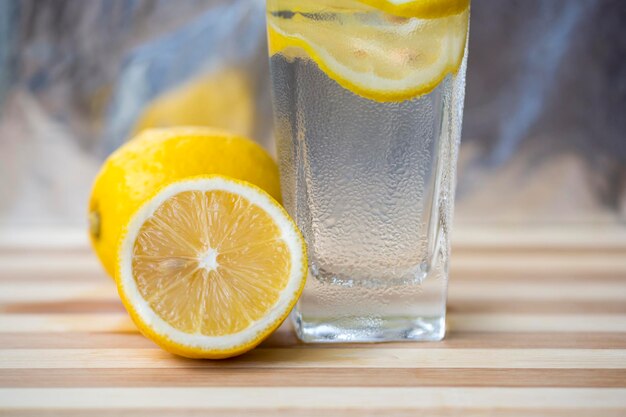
[2,387,626,409]
[3,312,626,333]
[0,227,625,416]
[3,368,626,388]
[2,348,625,369]
[4,280,626,302]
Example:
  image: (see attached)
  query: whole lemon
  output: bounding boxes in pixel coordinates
[132,70,254,138]
[88,127,281,278]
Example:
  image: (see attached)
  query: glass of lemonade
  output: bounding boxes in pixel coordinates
[266,0,470,342]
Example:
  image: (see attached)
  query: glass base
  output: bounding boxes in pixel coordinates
[292,313,446,343]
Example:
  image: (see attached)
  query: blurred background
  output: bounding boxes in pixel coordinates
[0,0,624,231]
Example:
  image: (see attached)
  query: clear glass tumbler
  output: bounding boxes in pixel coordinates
[267,0,470,342]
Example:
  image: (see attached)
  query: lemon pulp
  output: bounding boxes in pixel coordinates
[132,189,291,336]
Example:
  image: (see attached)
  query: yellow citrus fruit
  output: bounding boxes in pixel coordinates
[267,0,469,102]
[116,176,307,358]
[132,70,254,138]
[88,127,280,278]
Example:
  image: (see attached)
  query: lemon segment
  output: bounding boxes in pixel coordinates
[267,0,469,102]
[117,176,307,358]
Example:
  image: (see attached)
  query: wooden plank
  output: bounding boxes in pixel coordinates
[0,314,137,333]
[2,313,626,333]
[7,267,626,284]
[0,255,100,274]
[2,259,625,284]
[0,270,109,283]
[450,270,626,282]
[3,299,626,315]
[2,409,626,417]
[0,300,126,314]
[4,225,625,251]
[452,225,626,250]
[0,333,157,349]
[450,253,626,276]
[0,283,116,302]
[0,228,87,249]
[2,280,626,303]
[1,251,625,277]
[4,267,626,284]
[1,387,625,409]
[0,348,624,370]
[448,282,626,301]
[2,368,626,388]
[447,300,626,315]
[3,269,625,284]
[3,331,626,350]
[447,314,626,333]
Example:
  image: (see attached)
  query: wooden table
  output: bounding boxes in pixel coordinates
[1,226,625,416]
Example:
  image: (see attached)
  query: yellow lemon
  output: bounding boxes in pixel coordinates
[267,0,469,102]
[132,69,254,138]
[88,127,280,278]
[116,176,306,358]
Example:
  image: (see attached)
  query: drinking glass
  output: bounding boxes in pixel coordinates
[266,0,470,342]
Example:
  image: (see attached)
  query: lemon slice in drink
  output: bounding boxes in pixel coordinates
[116,176,307,358]
[267,0,469,102]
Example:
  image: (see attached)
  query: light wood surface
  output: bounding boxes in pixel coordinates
[1,226,625,416]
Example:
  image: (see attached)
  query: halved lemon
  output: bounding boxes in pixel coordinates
[267,0,469,102]
[89,127,281,278]
[116,176,307,358]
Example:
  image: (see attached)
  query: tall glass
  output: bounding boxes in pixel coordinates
[267,0,469,342]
